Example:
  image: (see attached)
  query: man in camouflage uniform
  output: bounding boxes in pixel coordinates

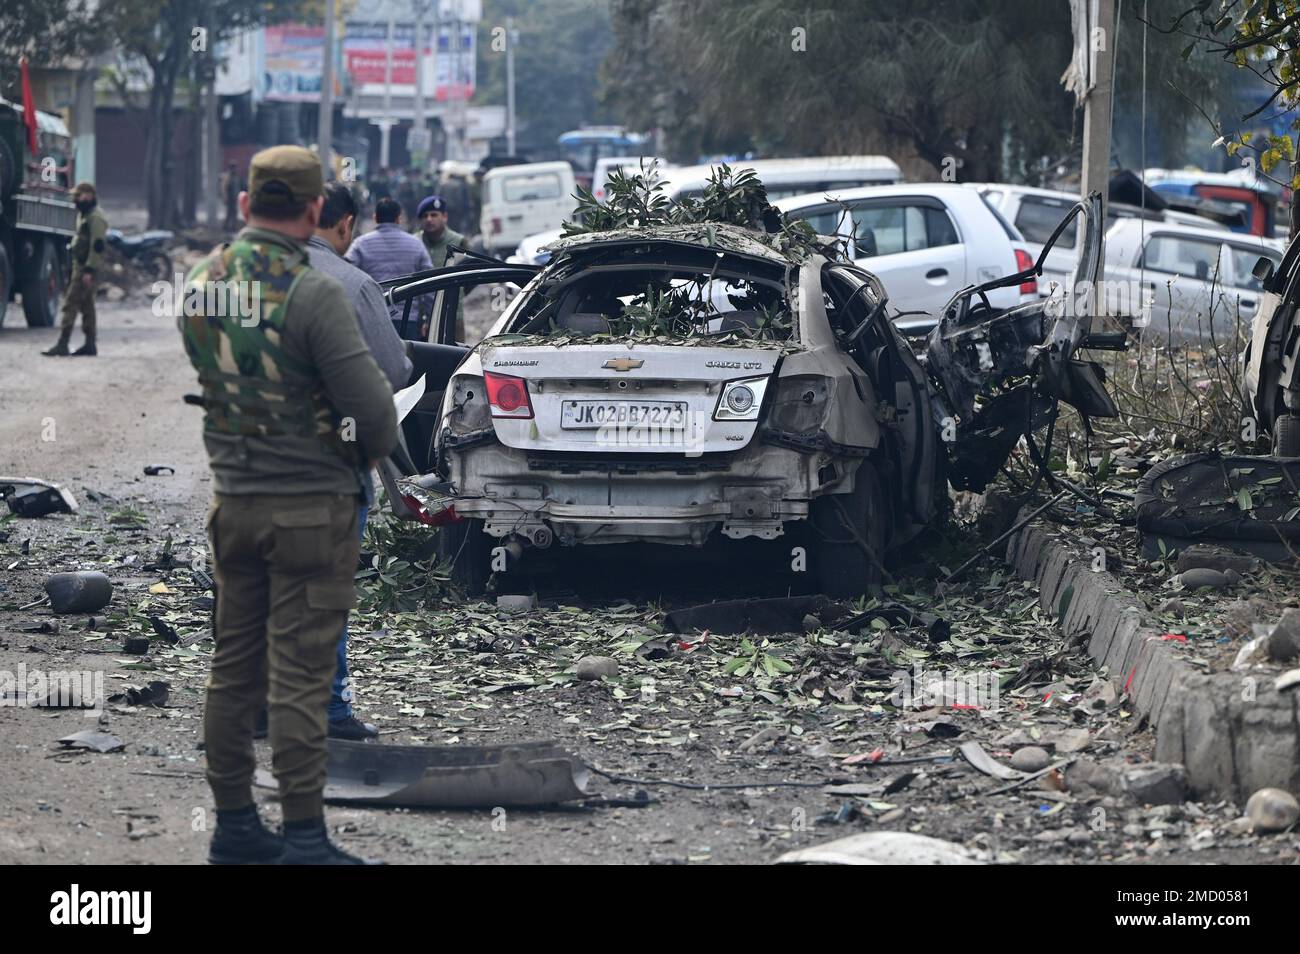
[181,145,397,865]
[43,181,107,357]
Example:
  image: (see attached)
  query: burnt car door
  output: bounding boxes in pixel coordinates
[923,192,1121,490]
[381,262,539,519]
[1243,234,1300,454]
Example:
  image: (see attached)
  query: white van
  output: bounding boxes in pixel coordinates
[660,156,901,202]
[480,161,577,255]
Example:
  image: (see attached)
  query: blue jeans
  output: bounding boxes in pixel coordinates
[329,503,368,722]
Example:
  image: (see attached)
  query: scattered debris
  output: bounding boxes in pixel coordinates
[495,594,536,614]
[1276,669,1300,693]
[1175,546,1258,576]
[108,681,170,707]
[775,831,982,865]
[664,595,841,636]
[1010,746,1052,773]
[1245,787,1300,834]
[1176,568,1237,590]
[122,636,151,655]
[1123,763,1187,806]
[255,739,589,808]
[142,465,175,476]
[960,741,1025,780]
[44,571,113,614]
[148,616,180,645]
[1266,609,1300,662]
[57,731,124,754]
[575,656,619,680]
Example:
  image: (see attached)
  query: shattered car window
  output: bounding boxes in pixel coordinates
[504,249,796,342]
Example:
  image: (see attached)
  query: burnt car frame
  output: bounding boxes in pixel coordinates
[381,194,1113,597]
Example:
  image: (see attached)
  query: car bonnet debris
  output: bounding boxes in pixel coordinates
[1,477,79,517]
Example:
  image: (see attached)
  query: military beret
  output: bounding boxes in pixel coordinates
[248,145,324,208]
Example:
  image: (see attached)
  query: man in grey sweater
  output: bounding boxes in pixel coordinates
[306,181,413,741]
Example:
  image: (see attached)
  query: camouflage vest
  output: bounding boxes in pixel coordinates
[180,238,358,463]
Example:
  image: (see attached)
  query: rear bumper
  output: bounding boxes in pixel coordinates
[444,439,831,545]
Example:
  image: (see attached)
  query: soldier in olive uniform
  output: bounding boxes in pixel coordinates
[43,181,107,357]
[180,146,397,865]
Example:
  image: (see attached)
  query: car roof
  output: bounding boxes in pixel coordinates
[544,222,806,265]
[1108,216,1281,247]
[662,157,901,193]
[774,181,990,210]
[483,161,574,180]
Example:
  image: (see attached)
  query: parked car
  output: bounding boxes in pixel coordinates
[479,161,577,256]
[382,194,1112,598]
[591,156,671,203]
[509,157,901,269]
[659,156,901,202]
[1144,166,1285,237]
[975,182,1233,296]
[1103,217,1282,339]
[776,183,1040,327]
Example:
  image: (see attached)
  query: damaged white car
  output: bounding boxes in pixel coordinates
[381,188,1115,598]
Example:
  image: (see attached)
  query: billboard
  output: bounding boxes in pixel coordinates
[342,21,476,99]
[261,25,325,102]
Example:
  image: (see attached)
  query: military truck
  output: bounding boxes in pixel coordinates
[0,96,76,328]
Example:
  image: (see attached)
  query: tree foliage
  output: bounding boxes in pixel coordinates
[1158,0,1300,186]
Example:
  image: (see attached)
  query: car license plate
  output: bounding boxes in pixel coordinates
[560,400,687,430]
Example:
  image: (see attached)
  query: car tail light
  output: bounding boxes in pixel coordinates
[484,371,533,418]
[713,375,771,421]
[402,495,462,526]
[491,217,502,235]
[1015,249,1038,296]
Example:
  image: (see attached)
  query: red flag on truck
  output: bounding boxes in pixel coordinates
[21,56,39,154]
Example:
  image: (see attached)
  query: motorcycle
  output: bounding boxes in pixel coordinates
[105,228,174,284]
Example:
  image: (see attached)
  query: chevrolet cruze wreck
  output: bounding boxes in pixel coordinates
[384,183,1113,598]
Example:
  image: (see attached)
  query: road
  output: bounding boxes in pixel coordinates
[0,297,1290,865]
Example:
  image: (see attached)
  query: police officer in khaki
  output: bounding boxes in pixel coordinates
[44,181,107,357]
[180,146,397,864]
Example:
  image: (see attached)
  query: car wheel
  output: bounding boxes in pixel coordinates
[1275,414,1300,457]
[810,460,888,599]
[436,516,494,597]
[21,237,61,327]
[0,242,11,329]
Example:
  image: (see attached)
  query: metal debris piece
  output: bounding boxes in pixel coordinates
[142,465,175,476]
[254,739,589,808]
[0,477,79,516]
[835,602,950,642]
[57,731,124,753]
[108,681,170,707]
[44,571,113,614]
[959,741,1026,781]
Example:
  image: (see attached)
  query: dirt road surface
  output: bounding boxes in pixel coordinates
[1,299,1295,865]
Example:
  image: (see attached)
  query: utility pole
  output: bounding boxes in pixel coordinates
[202,7,219,226]
[1079,0,1117,280]
[318,0,336,179]
[505,15,517,155]
[379,10,396,168]
[411,0,428,171]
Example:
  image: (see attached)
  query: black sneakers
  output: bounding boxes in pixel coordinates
[71,339,97,356]
[207,805,283,865]
[280,819,384,865]
[328,714,379,741]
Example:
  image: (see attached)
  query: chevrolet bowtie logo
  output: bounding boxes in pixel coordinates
[603,358,644,372]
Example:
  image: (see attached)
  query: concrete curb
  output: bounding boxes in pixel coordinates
[1005,517,1300,803]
